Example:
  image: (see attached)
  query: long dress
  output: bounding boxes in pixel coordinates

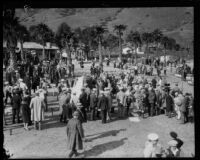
[21,96,31,123]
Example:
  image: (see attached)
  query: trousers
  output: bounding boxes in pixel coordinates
[12,108,20,123]
[101,109,107,123]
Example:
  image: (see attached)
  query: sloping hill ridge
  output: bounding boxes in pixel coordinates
[15,7,193,46]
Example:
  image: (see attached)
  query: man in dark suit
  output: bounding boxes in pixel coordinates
[97,91,108,124]
[79,87,88,122]
[89,88,98,121]
[165,88,174,118]
[66,111,85,158]
[148,87,156,117]
[180,93,190,124]
[12,89,21,124]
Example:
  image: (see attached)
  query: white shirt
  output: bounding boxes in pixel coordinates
[19,82,28,91]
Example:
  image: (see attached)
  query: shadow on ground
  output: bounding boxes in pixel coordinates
[81,138,128,157]
[86,129,126,142]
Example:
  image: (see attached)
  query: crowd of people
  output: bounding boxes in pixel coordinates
[3,55,194,157]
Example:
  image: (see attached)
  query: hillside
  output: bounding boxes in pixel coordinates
[15,7,193,46]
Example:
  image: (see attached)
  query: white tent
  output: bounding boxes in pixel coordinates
[122,47,132,55]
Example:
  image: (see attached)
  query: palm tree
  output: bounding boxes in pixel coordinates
[152,29,163,56]
[102,33,118,59]
[29,23,54,60]
[3,7,19,71]
[126,31,142,64]
[55,22,75,76]
[141,32,153,58]
[161,36,170,65]
[16,24,29,61]
[94,25,107,66]
[113,24,127,62]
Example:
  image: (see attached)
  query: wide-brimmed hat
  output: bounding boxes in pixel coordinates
[73,111,79,116]
[104,87,110,91]
[76,102,82,107]
[170,131,178,138]
[147,133,159,141]
[168,140,178,147]
[61,79,65,82]
[4,81,9,85]
[19,78,23,82]
[93,88,97,91]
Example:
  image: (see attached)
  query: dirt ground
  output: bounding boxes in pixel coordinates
[4,62,194,158]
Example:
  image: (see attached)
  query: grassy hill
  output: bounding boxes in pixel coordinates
[15,7,193,46]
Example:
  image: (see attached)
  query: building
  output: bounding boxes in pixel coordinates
[3,41,59,60]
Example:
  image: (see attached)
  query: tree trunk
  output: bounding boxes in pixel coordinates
[99,38,102,66]
[67,45,72,77]
[108,48,111,59]
[7,48,17,72]
[42,45,45,60]
[146,43,148,59]
[119,34,122,62]
[89,41,92,59]
[20,41,24,61]
[135,45,138,64]
[164,48,167,66]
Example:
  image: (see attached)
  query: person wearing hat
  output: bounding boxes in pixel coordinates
[66,110,85,158]
[165,88,174,118]
[151,77,157,89]
[169,131,184,150]
[3,81,13,105]
[155,87,162,116]
[97,90,108,123]
[104,88,112,121]
[89,88,98,121]
[79,87,88,122]
[166,140,181,157]
[29,91,45,130]
[143,133,165,158]
[116,86,126,118]
[180,93,190,124]
[75,102,85,124]
[21,90,31,130]
[174,92,181,119]
[11,90,22,124]
[19,78,28,92]
[59,88,71,123]
[148,87,156,117]
[57,79,67,94]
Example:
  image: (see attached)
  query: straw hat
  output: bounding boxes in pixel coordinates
[4,81,9,85]
[168,140,178,147]
[61,79,65,82]
[147,133,159,141]
[73,111,79,116]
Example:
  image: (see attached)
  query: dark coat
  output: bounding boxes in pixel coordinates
[166,94,174,112]
[97,95,108,110]
[148,90,156,104]
[181,96,190,112]
[12,94,21,109]
[90,93,98,109]
[151,79,157,88]
[79,92,88,108]
[66,118,84,150]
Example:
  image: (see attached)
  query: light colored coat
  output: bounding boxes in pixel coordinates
[29,96,45,122]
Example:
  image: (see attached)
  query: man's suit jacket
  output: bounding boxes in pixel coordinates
[90,93,98,109]
[97,95,108,110]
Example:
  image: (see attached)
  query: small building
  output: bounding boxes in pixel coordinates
[3,41,59,60]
